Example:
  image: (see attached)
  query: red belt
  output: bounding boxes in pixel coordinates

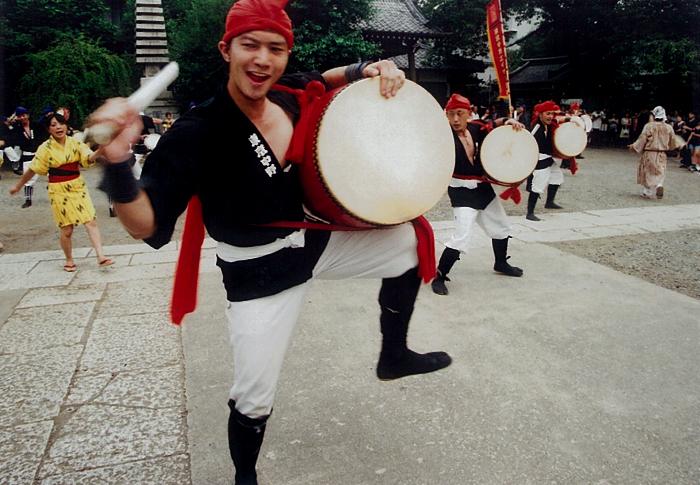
[49,173,80,183]
[48,162,80,183]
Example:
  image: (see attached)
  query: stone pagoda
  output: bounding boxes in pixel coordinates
[135,0,178,117]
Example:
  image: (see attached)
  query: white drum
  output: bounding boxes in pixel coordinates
[480,125,538,184]
[553,121,587,158]
[300,78,455,227]
[569,115,586,130]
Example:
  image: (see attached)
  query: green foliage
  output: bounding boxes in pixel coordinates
[418,0,491,67]
[18,36,131,126]
[168,0,231,108]
[287,0,379,72]
[2,0,121,53]
[503,0,700,109]
[2,0,136,113]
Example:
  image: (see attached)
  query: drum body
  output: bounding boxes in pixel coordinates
[480,125,538,184]
[299,78,454,228]
[553,121,587,158]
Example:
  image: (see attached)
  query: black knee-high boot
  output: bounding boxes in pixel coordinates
[431,247,460,295]
[228,400,269,485]
[376,267,452,380]
[526,191,540,221]
[22,186,33,208]
[492,238,523,277]
[545,184,563,209]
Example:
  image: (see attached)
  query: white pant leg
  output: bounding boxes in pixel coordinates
[530,166,551,194]
[476,197,511,240]
[444,207,478,253]
[226,283,309,418]
[313,223,418,280]
[132,154,144,180]
[549,158,564,186]
[23,161,38,187]
[640,185,655,197]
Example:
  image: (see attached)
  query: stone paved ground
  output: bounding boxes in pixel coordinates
[1,147,699,484]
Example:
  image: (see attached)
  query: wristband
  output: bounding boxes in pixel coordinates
[98,156,140,203]
[344,61,372,83]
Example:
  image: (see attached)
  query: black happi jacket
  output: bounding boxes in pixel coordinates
[448,123,497,210]
[531,120,555,170]
[140,73,331,301]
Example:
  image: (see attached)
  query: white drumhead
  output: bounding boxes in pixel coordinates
[554,122,587,157]
[581,114,593,132]
[144,133,161,151]
[315,78,454,225]
[480,125,538,184]
[569,115,586,130]
[72,131,86,143]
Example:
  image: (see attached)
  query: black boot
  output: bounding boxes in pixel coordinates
[376,267,452,380]
[21,186,33,208]
[526,192,541,221]
[228,400,269,485]
[545,184,563,209]
[431,247,460,295]
[492,238,523,277]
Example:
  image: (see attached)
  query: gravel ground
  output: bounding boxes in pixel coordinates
[1,147,698,299]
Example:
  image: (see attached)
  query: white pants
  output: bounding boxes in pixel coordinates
[225,223,418,418]
[530,158,564,194]
[445,198,511,253]
[23,161,39,187]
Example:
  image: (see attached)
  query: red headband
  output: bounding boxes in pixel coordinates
[221,0,294,49]
[534,101,560,114]
[445,94,471,111]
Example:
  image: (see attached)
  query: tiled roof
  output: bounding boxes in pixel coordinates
[510,57,570,84]
[362,0,440,37]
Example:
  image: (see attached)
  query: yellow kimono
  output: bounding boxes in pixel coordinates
[29,135,97,227]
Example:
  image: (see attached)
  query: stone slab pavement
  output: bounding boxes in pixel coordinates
[1,205,698,484]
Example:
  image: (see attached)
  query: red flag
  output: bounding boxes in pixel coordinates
[486,0,510,100]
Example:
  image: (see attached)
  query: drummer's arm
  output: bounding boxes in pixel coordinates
[89,99,157,239]
[322,60,405,98]
[495,117,525,131]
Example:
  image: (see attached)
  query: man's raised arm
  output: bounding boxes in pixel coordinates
[88,99,157,240]
[322,59,405,98]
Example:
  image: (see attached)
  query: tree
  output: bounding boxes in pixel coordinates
[286,0,378,72]
[1,0,135,113]
[503,0,700,110]
[418,0,492,67]
[18,36,131,126]
[167,0,231,108]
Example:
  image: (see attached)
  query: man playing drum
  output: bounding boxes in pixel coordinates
[526,100,564,221]
[432,94,525,296]
[90,0,451,483]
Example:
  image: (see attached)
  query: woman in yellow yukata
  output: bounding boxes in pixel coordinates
[10,113,113,272]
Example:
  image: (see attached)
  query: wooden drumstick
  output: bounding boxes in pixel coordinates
[85,62,179,145]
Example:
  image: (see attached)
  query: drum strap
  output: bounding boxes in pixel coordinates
[270,81,327,165]
[170,197,437,324]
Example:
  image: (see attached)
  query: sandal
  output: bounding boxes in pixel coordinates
[98,258,114,267]
[63,263,77,273]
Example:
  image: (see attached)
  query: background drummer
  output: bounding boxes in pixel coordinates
[90,1,451,483]
[432,94,525,297]
[526,100,566,221]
